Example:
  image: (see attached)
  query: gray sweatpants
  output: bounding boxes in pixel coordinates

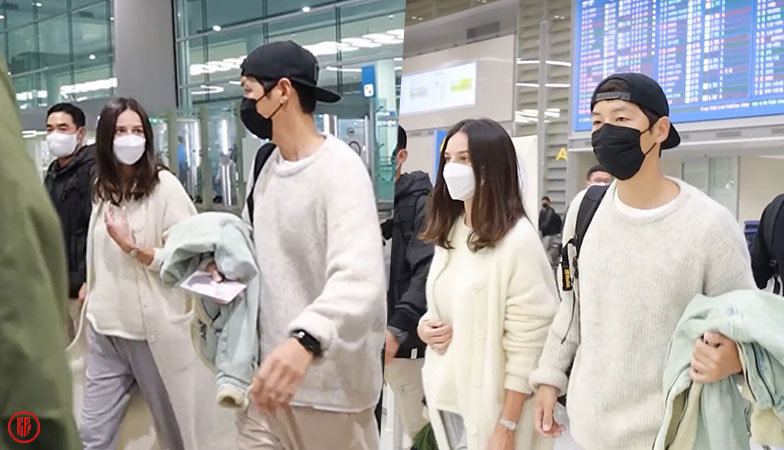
[439,411,468,450]
[80,324,185,450]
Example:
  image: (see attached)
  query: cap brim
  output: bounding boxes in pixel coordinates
[314,86,341,103]
[290,77,341,103]
[662,124,680,150]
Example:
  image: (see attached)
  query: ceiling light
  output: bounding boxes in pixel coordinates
[302,6,311,12]
[212,25,222,32]
[394,57,403,61]
[0,15,5,19]
[89,54,96,60]
[326,66,362,73]
[229,80,242,85]
[395,66,402,71]
[192,84,225,95]
[34,2,42,7]
[388,14,394,19]
[109,17,114,21]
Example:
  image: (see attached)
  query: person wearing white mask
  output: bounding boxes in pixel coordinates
[77,97,230,449]
[416,118,557,450]
[44,103,96,341]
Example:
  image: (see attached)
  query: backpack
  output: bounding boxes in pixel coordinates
[556,184,609,406]
[245,142,276,227]
[560,184,610,293]
[762,194,784,294]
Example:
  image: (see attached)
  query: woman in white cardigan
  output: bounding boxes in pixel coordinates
[417,118,558,450]
[76,97,234,449]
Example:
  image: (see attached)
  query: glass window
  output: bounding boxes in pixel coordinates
[70,59,113,101]
[7,24,37,74]
[72,0,106,9]
[266,0,335,18]
[0,32,6,61]
[204,27,263,83]
[176,0,204,38]
[35,0,70,22]
[39,65,73,107]
[4,5,36,29]
[182,37,207,87]
[72,2,111,62]
[13,73,38,110]
[267,9,338,68]
[205,0,262,32]
[38,15,70,68]
[339,1,404,65]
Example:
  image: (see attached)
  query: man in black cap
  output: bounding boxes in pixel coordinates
[529,73,755,450]
[234,41,386,449]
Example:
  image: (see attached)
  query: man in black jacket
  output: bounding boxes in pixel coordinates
[751,193,784,294]
[44,102,97,341]
[539,196,562,269]
[379,126,434,439]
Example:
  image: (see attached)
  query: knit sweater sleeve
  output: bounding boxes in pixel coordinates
[702,205,756,296]
[149,171,198,272]
[502,222,559,394]
[286,153,386,355]
[529,190,586,395]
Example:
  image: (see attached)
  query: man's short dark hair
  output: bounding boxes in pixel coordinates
[593,79,659,129]
[393,125,407,159]
[397,125,407,151]
[587,164,609,181]
[542,196,551,202]
[47,103,86,128]
[259,78,317,115]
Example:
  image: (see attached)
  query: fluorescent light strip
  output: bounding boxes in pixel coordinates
[326,66,362,73]
[516,59,572,67]
[516,82,570,88]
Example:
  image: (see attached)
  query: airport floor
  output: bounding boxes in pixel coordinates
[378,385,778,450]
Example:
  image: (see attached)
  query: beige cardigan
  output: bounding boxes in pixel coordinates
[69,170,236,449]
[421,218,558,450]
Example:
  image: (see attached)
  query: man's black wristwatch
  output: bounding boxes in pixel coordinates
[291,329,323,358]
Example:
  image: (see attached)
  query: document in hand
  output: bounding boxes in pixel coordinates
[178,269,247,305]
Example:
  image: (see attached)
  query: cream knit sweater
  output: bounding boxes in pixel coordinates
[248,134,386,413]
[529,178,756,450]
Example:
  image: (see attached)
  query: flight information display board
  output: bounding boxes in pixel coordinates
[572,0,784,133]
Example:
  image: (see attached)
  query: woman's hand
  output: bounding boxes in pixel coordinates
[417,318,452,354]
[104,206,134,253]
[486,425,515,450]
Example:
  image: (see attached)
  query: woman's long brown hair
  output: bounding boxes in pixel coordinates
[93,97,161,205]
[421,118,526,251]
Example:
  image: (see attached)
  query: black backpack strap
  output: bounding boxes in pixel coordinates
[561,184,609,291]
[246,142,276,227]
[763,194,784,294]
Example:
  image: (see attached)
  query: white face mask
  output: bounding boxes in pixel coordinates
[443,162,476,201]
[47,131,79,158]
[113,134,146,166]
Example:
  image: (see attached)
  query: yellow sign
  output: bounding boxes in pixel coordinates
[556,147,568,161]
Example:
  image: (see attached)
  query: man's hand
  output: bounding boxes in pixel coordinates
[384,330,401,366]
[417,318,452,354]
[205,261,224,282]
[690,331,742,384]
[78,283,87,302]
[249,338,313,411]
[486,425,515,450]
[534,385,565,438]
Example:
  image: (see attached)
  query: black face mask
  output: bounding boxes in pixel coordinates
[240,97,272,140]
[591,123,656,181]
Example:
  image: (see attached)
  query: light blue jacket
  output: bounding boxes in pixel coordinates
[157,212,260,409]
[655,290,784,450]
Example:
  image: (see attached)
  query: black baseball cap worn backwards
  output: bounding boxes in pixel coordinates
[240,40,341,104]
[590,72,681,150]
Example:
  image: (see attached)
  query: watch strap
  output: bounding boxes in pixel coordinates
[498,418,518,431]
[292,329,322,357]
